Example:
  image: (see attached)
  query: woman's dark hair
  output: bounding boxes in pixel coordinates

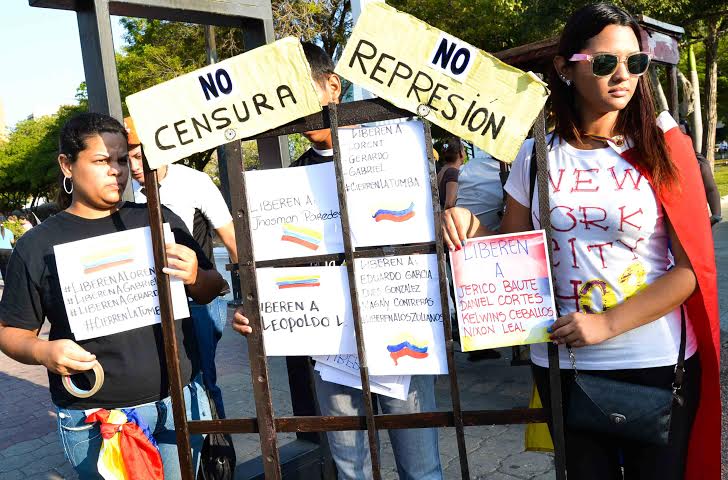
[442,137,464,163]
[549,3,675,190]
[56,112,128,209]
[301,41,336,87]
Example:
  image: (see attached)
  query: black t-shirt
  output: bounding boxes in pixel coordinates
[289,148,332,167]
[0,203,212,409]
[193,208,215,267]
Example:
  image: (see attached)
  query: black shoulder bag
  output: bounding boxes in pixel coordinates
[529,141,686,446]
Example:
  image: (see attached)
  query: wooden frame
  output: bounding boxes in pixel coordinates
[142,97,567,480]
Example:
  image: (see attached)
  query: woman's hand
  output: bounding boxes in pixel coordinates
[232,307,252,336]
[442,207,480,251]
[164,243,199,285]
[35,339,97,376]
[549,312,615,348]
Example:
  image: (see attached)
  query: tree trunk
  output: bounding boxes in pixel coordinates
[687,44,703,153]
[649,66,669,112]
[702,17,722,170]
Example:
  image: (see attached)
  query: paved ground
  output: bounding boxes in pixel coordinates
[2,200,727,479]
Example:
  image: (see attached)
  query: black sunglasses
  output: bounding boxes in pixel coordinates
[569,52,652,77]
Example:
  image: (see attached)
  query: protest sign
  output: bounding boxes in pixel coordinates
[335,2,549,163]
[54,225,190,341]
[126,37,322,169]
[340,120,435,247]
[355,254,447,375]
[257,266,356,356]
[450,231,557,351]
[245,162,344,261]
[313,354,411,400]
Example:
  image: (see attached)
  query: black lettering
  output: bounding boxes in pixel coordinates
[155,125,175,150]
[483,113,506,140]
[191,114,212,139]
[173,120,193,145]
[427,83,448,112]
[232,101,250,122]
[388,61,413,87]
[199,72,218,100]
[442,93,464,121]
[215,68,233,94]
[348,39,378,74]
[461,99,477,126]
[211,107,232,129]
[277,85,297,107]
[468,107,489,132]
[451,48,471,74]
[431,38,456,69]
[406,71,434,103]
[252,93,273,115]
[370,53,395,85]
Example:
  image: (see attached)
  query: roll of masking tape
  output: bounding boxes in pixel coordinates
[62,363,104,398]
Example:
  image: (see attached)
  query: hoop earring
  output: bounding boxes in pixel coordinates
[63,176,73,194]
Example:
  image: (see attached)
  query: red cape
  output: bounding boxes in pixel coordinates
[618,112,721,479]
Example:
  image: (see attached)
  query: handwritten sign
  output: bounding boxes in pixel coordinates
[340,120,435,247]
[355,254,447,375]
[126,37,322,169]
[245,162,344,261]
[54,225,190,341]
[335,2,549,163]
[450,231,556,351]
[257,266,356,356]
[313,354,411,400]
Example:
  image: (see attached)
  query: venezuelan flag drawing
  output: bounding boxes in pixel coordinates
[372,202,415,223]
[81,245,135,274]
[281,224,323,250]
[275,275,321,289]
[386,335,429,365]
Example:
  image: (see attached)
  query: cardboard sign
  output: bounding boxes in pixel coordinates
[257,266,356,356]
[54,225,190,341]
[313,354,411,400]
[450,231,557,351]
[340,120,436,247]
[356,254,447,375]
[245,162,345,261]
[335,2,549,163]
[126,37,322,169]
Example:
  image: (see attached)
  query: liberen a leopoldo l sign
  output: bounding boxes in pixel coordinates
[126,37,322,169]
[336,2,549,163]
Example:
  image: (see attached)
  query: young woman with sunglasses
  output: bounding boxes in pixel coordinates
[0,113,227,478]
[442,3,719,479]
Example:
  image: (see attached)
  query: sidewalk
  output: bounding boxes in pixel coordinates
[2,213,726,479]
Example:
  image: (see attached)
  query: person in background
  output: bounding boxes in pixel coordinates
[126,116,236,418]
[0,215,14,280]
[680,121,721,226]
[19,215,33,232]
[436,138,465,209]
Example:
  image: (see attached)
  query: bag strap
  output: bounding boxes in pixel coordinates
[672,305,687,396]
[528,140,538,229]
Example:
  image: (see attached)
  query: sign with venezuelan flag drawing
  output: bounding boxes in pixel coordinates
[245,162,344,261]
[126,37,322,169]
[355,254,447,375]
[340,120,435,247]
[450,231,557,351]
[54,225,190,341]
[335,2,549,163]
[257,266,356,356]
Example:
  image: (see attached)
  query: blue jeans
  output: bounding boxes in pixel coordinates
[190,297,227,418]
[314,373,443,480]
[56,378,211,479]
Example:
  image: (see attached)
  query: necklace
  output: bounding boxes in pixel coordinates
[581,132,625,147]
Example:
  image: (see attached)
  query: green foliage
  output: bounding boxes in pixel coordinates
[2,220,24,242]
[0,104,84,211]
[713,165,728,196]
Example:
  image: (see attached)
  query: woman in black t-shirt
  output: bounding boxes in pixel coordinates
[437,138,465,209]
[0,113,226,479]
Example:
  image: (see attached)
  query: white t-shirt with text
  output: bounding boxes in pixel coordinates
[504,136,697,370]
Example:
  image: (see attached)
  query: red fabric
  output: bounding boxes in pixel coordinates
[86,409,165,480]
[620,129,720,480]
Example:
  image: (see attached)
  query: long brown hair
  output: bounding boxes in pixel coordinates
[549,3,676,191]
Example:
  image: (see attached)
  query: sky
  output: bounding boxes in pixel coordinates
[0,1,126,128]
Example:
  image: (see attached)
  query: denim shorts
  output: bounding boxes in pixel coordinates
[56,378,211,479]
